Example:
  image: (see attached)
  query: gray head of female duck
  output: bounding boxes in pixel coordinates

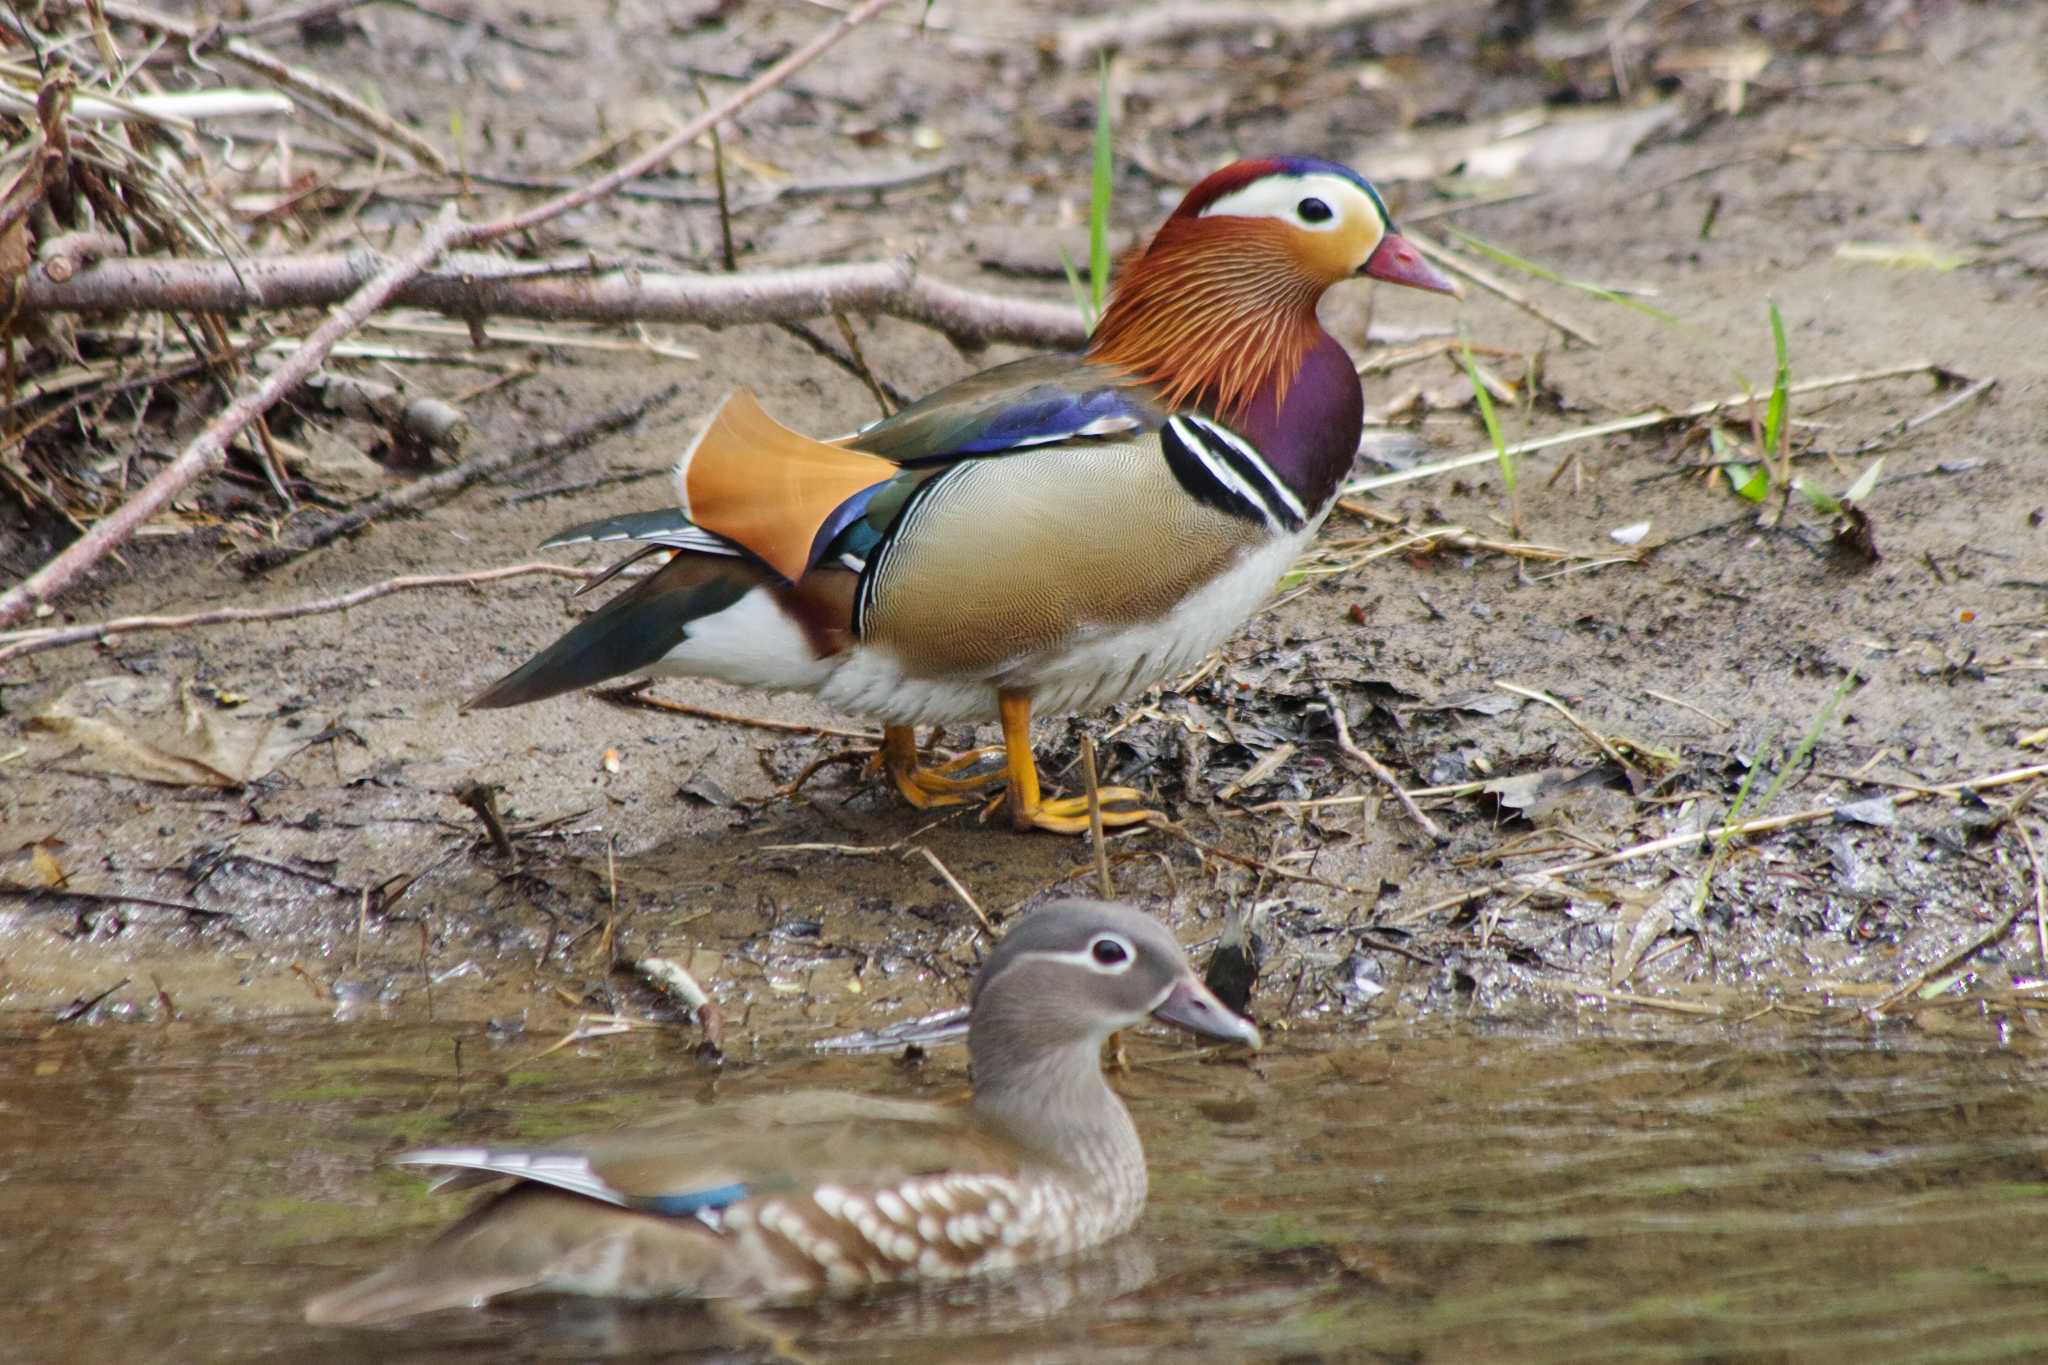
[965,901,1259,1208]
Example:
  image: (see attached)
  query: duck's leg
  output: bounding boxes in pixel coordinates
[997,690,1158,835]
[878,724,1006,809]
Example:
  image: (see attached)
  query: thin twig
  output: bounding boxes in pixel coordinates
[1407,231,1601,347]
[1082,735,1113,897]
[1869,897,2031,1016]
[1644,688,1731,730]
[2015,811,2048,971]
[1055,0,1427,63]
[99,1,451,170]
[599,834,620,967]
[1344,362,1951,497]
[1534,980,1728,1016]
[1320,684,1444,841]
[1496,681,1638,776]
[0,562,592,668]
[593,685,878,742]
[452,158,960,210]
[907,846,996,937]
[454,782,516,860]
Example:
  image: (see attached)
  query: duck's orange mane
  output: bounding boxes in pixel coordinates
[1086,160,1333,421]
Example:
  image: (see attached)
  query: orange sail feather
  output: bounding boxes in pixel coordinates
[675,390,898,582]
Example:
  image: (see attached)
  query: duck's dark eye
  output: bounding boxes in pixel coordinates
[1297,197,1333,223]
[1091,937,1130,967]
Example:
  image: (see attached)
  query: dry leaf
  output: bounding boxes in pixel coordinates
[29,844,68,888]
[30,677,299,789]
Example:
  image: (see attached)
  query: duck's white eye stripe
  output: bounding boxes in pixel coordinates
[1198,172,1382,235]
[1030,937,1138,975]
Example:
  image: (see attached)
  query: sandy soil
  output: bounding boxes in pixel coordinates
[3,0,2044,1042]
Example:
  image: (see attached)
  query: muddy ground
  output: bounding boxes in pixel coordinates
[3,0,2045,1049]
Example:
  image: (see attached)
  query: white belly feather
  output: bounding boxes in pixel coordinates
[649,528,1315,727]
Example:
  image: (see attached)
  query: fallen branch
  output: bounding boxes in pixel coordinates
[0,562,595,669]
[0,0,897,631]
[16,252,1087,351]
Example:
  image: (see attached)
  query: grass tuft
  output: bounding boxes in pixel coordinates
[1461,337,1517,532]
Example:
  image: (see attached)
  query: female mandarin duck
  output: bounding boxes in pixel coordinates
[305,902,1258,1324]
[467,156,1458,832]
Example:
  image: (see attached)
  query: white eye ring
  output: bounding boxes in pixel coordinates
[1198,171,1375,236]
[1086,934,1135,973]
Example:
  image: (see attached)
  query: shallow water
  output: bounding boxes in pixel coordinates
[3,1013,2045,1363]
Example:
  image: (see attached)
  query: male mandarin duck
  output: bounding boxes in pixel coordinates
[467,155,1459,832]
[304,902,1258,1324]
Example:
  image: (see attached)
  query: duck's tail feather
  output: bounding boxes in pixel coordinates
[304,1187,743,1326]
[464,552,767,710]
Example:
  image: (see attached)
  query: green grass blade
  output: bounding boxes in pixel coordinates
[1443,225,1680,325]
[1690,725,1778,916]
[1089,56,1114,319]
[1461,340,1512,495]
[1762,299,1790,464]
[1058,245,1094,329]
[1752,668,1858,815]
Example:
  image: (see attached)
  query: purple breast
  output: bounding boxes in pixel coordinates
[1233,333,1364,515]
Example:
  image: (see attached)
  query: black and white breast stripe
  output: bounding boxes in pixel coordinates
[850,466,950,638]
[1159,416,1308,533]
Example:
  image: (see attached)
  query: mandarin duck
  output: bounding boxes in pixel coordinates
[467,156,1458,832]
[304,901,1258,1325]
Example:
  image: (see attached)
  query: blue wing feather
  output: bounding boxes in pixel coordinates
[849,353,1164,466]
[537,355,1164,579]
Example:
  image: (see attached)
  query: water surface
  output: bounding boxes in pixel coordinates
[3,1014,2044,1362]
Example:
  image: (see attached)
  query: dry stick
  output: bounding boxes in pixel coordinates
[240,382,679,572]
[0,561,590,668]
[907,846,996,937]
[0,0,897,631]
[1082,735,1113,897]
[1406,232,1601,347]
[599,834,620,967]
[1868,897,2032,1016]
[1344,362,1947,497]
[593,685,877,743]
[16,254,1090,350]
[98,1,451,170]
[1396,761,2048,924]
[1320,684,1444,841]
[1817,374,1997,459]
[1496,681,1638,776]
